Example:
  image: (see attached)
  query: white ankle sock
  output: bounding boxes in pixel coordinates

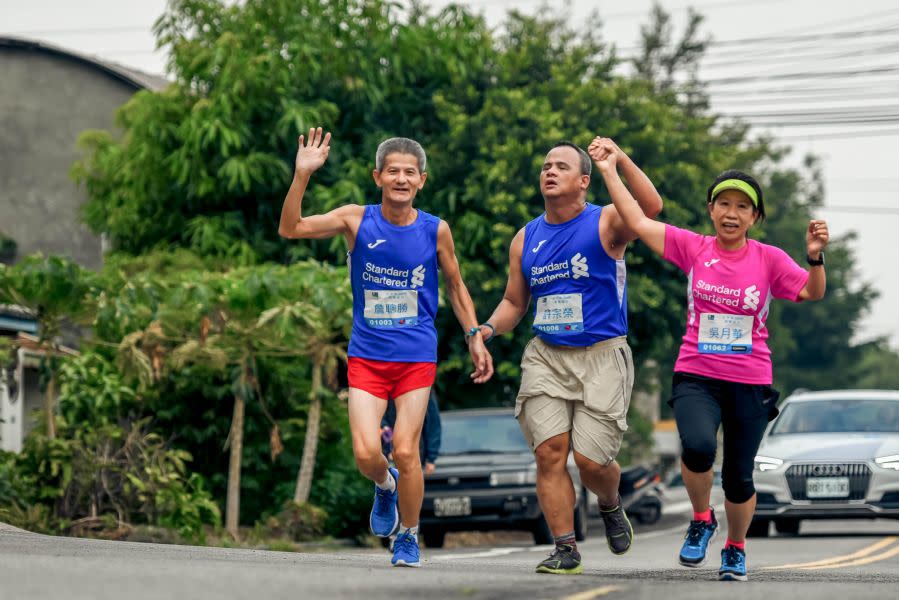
[400,524,418,537]
[375,470,396,492]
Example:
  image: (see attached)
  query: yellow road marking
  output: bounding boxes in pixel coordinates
[762,536,897,570]
[561,585,624,600]
[796,543,899,571]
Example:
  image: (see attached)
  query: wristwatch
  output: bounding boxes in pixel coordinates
[806,252,825,266]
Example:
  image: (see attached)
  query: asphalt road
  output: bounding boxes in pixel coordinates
[3,516,899,600]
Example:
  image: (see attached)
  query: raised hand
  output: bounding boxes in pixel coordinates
[588,136,618,172]
[806,219,829,256]
[295,127,332,176]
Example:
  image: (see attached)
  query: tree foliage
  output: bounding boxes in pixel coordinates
[37,0,895,534]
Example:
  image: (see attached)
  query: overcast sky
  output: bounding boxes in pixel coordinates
[4,0,898,349]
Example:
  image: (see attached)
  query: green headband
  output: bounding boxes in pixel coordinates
[711,179,759,207]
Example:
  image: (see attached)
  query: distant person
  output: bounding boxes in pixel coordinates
[278,127,492,568]
[591,136,828,582]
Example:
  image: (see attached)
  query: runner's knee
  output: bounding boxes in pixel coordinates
[722,474,755,503]
[392,443,420,468]
[681,438,717,473]
[353,443,383,471]
[535,437,568,471]
[573,451,609,476]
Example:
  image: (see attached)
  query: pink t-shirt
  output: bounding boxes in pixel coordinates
[663,225,810,384]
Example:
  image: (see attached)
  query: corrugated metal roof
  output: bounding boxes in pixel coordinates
[0,35,169,91]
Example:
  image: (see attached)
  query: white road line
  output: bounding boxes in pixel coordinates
[432,547,527,561]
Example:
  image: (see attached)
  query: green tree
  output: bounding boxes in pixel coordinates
[70,0,885,462]
[0,256,96,439]
[112,261,350,535]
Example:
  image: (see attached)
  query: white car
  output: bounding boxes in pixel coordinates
[751,389,899,536]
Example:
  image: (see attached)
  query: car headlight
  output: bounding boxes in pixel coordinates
[754,455,784,472]
[875,455,899,470]
[489,469,537,486]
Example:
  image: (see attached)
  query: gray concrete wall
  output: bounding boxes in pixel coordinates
[0,47,139,269]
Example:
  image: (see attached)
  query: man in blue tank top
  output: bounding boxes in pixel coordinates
[477,140,662,574]
[278,127,493,568]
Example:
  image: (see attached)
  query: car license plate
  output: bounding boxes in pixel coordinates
[806,477,850,498]
[434,496,471,517]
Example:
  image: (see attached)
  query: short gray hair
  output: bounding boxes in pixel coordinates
[375,137,427,172]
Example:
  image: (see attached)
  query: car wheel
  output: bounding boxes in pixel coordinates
[532,515,554,545]
[422,527,446,548]
[746,518,770,538]
[574,496,588,541]
[774,518,800,536]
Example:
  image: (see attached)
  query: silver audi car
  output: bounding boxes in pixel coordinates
[750,389,899,536]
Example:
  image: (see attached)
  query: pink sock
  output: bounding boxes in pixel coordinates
[725,539,745,551]
[693,509,712,523]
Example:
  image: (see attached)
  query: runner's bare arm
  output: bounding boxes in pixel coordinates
[481,229,531,340]
[590,141,666,256]
[590,137,663,245]
[278,127,364,241]
[437,221,494,383]
[798,219,829,301]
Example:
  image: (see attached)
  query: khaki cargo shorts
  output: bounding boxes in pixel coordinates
[515,335,634,465]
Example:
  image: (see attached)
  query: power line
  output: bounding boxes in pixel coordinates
[703,65,899,86]
[698,40,899,72]
[704,81,899,98]
[749,128,899,142]
[463,0,783,19]
[719,105,899,118]
[712,91,899,108]
[769,6,899,37]
[616,22,899,54]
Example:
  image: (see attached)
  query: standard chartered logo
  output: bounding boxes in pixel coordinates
[571,253,589,279]
[742,285,760,311]
[411,264,426,288]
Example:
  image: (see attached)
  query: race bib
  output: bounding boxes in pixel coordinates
[698,313,753,354]
[533,293,584,335]
[364,290,419,329]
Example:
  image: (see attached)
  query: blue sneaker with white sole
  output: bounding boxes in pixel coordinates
[718,545,748,581]
[391,529,421,567]
[370,467,400,537]
[678,508,718,567]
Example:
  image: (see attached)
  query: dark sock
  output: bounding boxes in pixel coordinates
[600,495,621,512]
[554,531,577,552]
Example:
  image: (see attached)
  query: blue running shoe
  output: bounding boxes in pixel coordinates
[718,545,748,581]
[370,467,400,537]
[678,508,718,567]
[391,529,421,567]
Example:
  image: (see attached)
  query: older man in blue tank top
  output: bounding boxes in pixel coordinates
[278,128,492,568]
[478,140,662,574]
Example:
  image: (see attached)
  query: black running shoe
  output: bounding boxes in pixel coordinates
[535,545,583,575]
[600,499,634,555]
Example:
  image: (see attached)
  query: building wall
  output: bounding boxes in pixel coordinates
[0,47,139,269]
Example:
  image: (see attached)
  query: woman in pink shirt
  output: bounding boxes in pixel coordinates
[589,136,829,582]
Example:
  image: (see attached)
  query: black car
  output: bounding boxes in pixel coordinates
[419,408,588,548]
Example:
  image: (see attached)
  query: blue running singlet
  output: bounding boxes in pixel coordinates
[521,204,627,347]
[348,204,440,362]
